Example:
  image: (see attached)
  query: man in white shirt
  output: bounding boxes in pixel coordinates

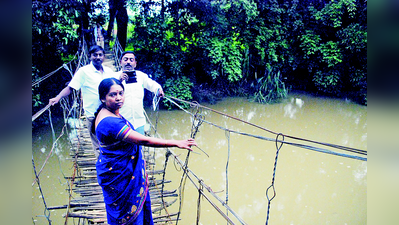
[117,51,164,135]
[49,45,114,157]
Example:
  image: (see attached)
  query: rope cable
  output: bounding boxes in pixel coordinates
[32,100,78,186]
[32,155,52,224]
[32,47,80,87]
[196,180,203,225]
[32,103,51,122]
[225,130,231,225]
[32,63,68,87]
[164,96,366,161]
[176,104,205,224]
[166,96,366,156]
[265,133,284,225]
[147,103,248,224]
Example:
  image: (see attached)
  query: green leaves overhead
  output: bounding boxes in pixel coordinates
[125,0,366,104]
[32,0,367,107]
[32,0,81,47]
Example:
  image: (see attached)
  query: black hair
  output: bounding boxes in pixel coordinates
[98,78,124,101]
[89,45,105,56]
[91,78,125,134]
[119,51,136,62]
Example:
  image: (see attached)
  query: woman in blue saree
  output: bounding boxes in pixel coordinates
[92,78,197,224]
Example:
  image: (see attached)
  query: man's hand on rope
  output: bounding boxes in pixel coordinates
[49,86,72,106]
[157,88,165,98]
[49,96,60,106]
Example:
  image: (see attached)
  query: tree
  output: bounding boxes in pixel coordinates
[108,0,128,50]
[32,0,97,120]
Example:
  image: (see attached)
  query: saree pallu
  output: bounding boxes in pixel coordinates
[96,116,153,224]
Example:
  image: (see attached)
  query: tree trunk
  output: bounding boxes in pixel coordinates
[78,0,96,47]
[108,0,128,50]
[116,0,128,50]
[107,0,116,41]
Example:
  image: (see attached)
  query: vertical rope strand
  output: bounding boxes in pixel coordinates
[265,133,284,225]
[32,155,52,224]
[196,180,203,225]
[225,130,231,225]
[176,105,204,224]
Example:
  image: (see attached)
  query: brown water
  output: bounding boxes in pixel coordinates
[32,93,367,224]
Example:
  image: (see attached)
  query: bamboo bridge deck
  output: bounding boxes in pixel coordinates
[51,117,179,224]
[41,47,180,224]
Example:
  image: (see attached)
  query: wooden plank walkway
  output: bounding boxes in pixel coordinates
[57,117,179,224]
[48,48,179,224]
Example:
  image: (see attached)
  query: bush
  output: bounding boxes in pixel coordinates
[251,69,287,104]
[163,76,194,110]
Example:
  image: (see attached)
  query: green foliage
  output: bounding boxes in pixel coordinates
[90,0,109,25]
[32,66,43,108]
[338,23,367,53]
[61,53,75,63]
[311,0,357,28]
[109,39,115,48]
[32,91,42,108]
[32,0,367,108]
[204,34,244,82]
[32,1,80,48]
[251,69,287,104]
[300,30,321,59]
[163,76,194,110]
[320,41,343,67]
[253,3,292,75]
[312,70,341,95]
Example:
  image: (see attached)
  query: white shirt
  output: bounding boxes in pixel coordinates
[116,70,162,129]
[68,62,114,117]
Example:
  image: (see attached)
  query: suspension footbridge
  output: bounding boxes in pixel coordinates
[32,39,367,225]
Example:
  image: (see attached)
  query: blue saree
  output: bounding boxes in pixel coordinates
[96,116,154,225]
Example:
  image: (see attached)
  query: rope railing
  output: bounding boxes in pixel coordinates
[145,102,248,225]
[112,37,124,71]
[154,95,366,225]
[32,155,53,224]
[33,33,366,225]
[164,96,367,161]
[32,39,89,224]
[32,40,89,122]
[32,36,128,224]
[32,63,70,87]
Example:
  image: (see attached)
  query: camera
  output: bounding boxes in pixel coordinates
[125,71,137,83]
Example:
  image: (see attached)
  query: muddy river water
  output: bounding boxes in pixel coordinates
[32,93,366,224]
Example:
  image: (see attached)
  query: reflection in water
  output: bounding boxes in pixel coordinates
[284,97,305,119]
[32,93,366,224]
